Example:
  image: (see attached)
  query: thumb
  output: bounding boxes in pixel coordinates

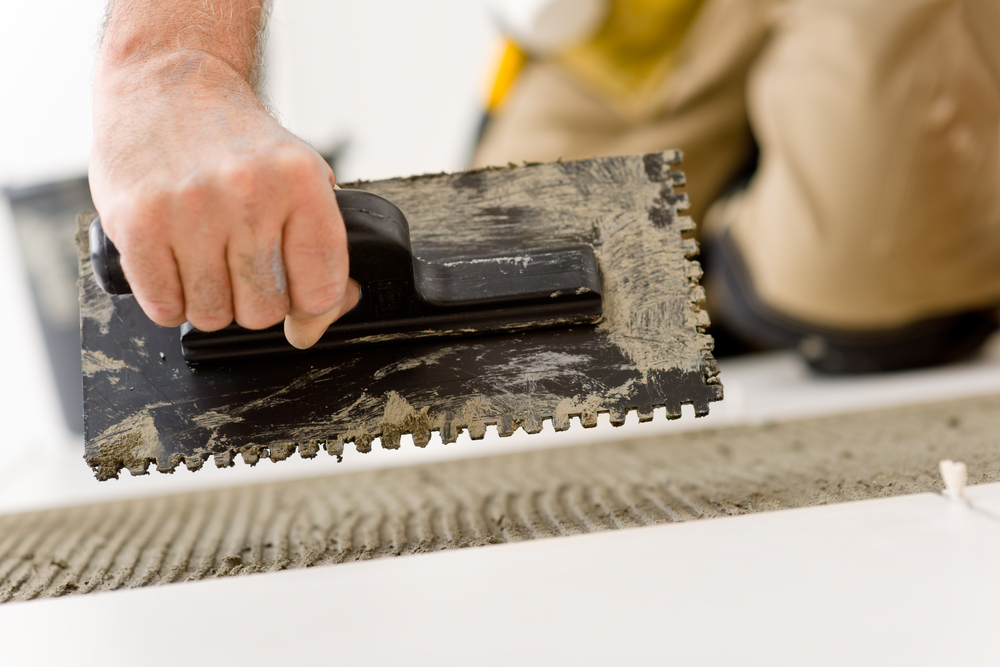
[283,279,360,349]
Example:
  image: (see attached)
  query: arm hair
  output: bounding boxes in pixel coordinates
[100,0,272,99]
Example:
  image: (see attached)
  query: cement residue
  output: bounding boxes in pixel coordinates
[75,212,115,334]
[88,410,167,480]
[372,348,454,379]
[484,351,593,391]
[382,152,711,380]
[442,255,533,268]
[555,395,605,430]
[81,349,132,377]
[188,358,668,469]
[378,391,432,449]
[595,210,708,377]
[8,391,1000,603]
[326,387,655,456]
[191,411,244,430]
[375,151,712,380]
[232,366,337,415]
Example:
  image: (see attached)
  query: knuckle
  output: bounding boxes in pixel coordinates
[233,297,287,331]
[217,158,258,192]
[295,278,345,316]
[120,255,185,326]
[174,177,212,211]
[278,146,322,182]
[206,159,269,212]
[100,198,163,248]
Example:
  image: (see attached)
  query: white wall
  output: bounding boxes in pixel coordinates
[268,1,496,181]
[0,0,496,187]
[0,1,105,186]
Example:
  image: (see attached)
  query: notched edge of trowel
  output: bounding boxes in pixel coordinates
[79,152,722,480]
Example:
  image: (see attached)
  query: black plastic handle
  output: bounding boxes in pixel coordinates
[89,216,132,295]
[88,189,412,305]
[90,188,604,362]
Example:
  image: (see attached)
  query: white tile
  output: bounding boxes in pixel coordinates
[961,482,1000,523]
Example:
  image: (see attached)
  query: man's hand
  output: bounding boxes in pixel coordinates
[90,1,359,349]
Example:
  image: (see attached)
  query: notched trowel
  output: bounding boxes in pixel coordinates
[79,151,722,480]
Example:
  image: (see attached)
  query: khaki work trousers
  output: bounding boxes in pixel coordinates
[474,0,1000,333]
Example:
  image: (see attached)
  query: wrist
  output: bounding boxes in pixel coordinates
[94,48,259,109]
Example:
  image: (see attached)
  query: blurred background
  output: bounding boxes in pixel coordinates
[3,0,1000,517]
[1,0,496,186]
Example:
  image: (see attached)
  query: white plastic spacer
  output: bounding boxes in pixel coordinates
[939,459,968,499]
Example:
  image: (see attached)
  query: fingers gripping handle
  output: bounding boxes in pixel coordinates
[89,188,604,362]
[88,189,412,301]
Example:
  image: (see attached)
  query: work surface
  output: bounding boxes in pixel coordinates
[3,358,1000,605]
[2,483,999,665]
[4,304,1000,664]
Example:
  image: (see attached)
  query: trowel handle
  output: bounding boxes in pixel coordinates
[88,189,412,296]
[89,216,132,295]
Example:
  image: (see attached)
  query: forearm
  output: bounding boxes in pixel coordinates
[100,0,270,92]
